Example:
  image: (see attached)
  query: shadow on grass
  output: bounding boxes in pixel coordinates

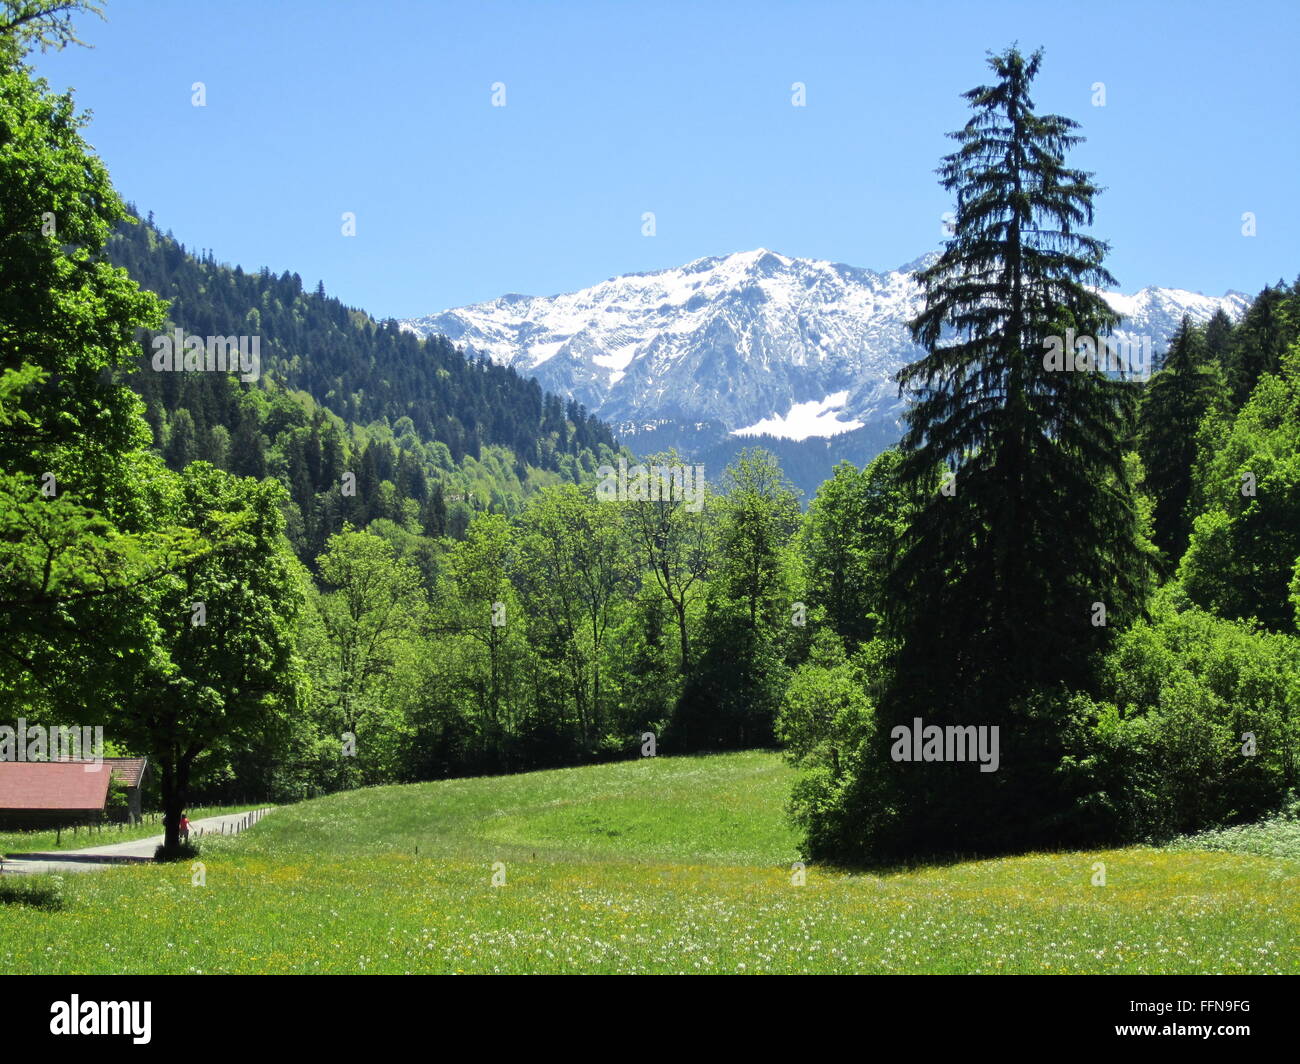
[0,875,64,910]
[154,841,201,863]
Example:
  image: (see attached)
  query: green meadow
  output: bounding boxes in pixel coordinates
[1,752,1296,974]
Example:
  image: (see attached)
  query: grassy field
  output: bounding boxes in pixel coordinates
[0,751,1296,974]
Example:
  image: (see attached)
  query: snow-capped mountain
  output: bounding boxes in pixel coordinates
[402,250,1249,496]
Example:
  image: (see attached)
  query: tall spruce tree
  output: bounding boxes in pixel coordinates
[1203,307,1235,370]
[1137,317,1225,564]
[878,46,1147,854]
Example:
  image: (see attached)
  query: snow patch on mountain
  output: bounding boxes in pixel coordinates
[733,391,864,441]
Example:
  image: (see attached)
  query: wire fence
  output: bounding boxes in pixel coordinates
[188,807,272,838]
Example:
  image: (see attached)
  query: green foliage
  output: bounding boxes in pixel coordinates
[800,450,906,648]
[1175,802,1300,860]
[1062,602,1300,841]
[0,58,164,492]
[303,527,427,787]
[0,2,102,60]
[776,631,884,861]
[106,462,306,846]
[622,448,714,675]
[0,58,202,704]
[670,449,800,750]
[1179,344,1300,630]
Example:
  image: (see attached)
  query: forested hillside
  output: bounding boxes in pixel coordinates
[107,215,623,560]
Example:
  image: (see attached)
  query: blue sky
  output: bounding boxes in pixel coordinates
[32,0,1300,319]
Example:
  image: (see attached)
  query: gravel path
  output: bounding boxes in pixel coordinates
[0,808,272,875]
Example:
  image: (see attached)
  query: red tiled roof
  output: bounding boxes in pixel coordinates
[0,761,113,811]
[106,757,147,787]
[52,756,148,787]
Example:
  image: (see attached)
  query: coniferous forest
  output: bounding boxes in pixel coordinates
[2,0,1299,998]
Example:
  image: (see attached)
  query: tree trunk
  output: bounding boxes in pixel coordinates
[159,756,191,853]
[674,598,690,676]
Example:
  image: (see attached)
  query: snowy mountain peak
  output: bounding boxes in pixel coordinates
[402,252,1250,495]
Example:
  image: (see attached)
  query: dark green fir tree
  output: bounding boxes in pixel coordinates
[876,45,1147,855]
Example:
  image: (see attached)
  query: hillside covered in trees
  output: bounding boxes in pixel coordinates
[106,216,622,564]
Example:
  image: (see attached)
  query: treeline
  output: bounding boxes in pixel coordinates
[275,449,807,796]
[133,359,618,566]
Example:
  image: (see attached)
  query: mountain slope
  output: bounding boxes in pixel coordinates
[106,216,625,555]
[403,249,1249,495]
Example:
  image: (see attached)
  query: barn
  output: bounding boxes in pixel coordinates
[0,757,150,829]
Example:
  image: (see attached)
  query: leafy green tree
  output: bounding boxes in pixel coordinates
[111,464,305,852]
[433,512,527,766]
[514,485,638,748]
[0,45,162,499]
[671,449,799,750]
[308,526,427,785]
[623,449,714,675]
[713,448,801,633]
[801,450,907,649]
[1063,600,1300,840]
[0,27,204,728]
[1179,344,1300,631]
[777,632,892,863]
[602,584,678,750]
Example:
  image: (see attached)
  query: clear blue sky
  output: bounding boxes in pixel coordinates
[32,0,1300,319]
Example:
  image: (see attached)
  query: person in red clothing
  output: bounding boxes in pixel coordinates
[179,813,190,842]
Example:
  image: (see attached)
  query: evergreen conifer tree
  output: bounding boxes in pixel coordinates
[877,46,1147,854]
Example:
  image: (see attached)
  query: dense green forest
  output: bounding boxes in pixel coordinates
[3,7,1299,862]
[107,215,623,563]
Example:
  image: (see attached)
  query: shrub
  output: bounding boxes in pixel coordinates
[1065,604,1300,840]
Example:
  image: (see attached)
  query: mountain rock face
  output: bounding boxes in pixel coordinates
[402,250,1249,497]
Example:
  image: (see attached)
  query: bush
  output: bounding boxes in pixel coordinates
[1065,604,1300,841]
[777,634,894,862]
[1174,799,1300,859]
